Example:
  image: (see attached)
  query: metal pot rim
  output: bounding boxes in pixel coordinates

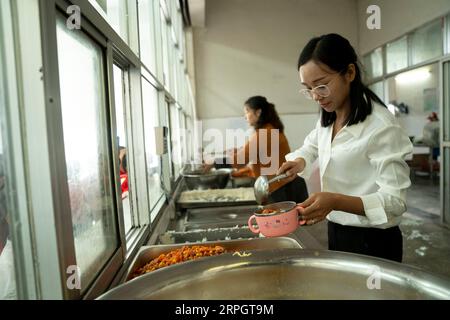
[181,169,231,178]
[254,201,297,216]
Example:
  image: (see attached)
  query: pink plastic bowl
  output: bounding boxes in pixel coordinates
[248,201,305,237]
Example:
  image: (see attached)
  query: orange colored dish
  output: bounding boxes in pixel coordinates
[131,245,226,279]
[260,208,280,215]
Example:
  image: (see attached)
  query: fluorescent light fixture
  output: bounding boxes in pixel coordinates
[395,68,430,84]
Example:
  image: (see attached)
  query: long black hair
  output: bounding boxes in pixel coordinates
[245,96,285,132]
[298,33,386,127]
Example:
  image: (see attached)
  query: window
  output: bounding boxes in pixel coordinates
[444,148,450,224]
[56,17,118,291]
[447,14,450,54]
[172,53,180,101]
[179,111,187,165]
[185,115,193,162]
[0,38,17,301]
[160,7,170,87]
[386,37,408,74]
[444,61,450,142]
[411,19,443,65]
[138,0,157,72]
[113,65,133,235]
[94,0,128,41]
[92,0,138,53]
[169,104,182,178]
[363,47,383,80]
[369,81,385,104]
[142,78,164,211]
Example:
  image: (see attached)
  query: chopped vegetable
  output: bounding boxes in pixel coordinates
[131,245,226,279]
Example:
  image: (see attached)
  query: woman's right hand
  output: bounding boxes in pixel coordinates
[277,158,305,182]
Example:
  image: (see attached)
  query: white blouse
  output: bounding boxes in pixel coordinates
[286,103,413,229]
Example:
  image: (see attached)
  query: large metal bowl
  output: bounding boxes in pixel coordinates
[182,167,231,190]
[98,249,450,299]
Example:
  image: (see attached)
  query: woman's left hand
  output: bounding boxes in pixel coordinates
[296,192,337,225]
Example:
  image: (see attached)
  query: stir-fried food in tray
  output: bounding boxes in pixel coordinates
[131,245,226,279]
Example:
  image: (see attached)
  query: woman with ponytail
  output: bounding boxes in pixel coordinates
[278,34,413,262]
[229,96,308,203]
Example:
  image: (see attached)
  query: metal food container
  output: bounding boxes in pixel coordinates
[123,237,301,282]
[177,187,257,208]
[99,249,450,300]
[181,166,231,190]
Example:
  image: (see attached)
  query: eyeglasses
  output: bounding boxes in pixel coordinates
[299,73,340,100]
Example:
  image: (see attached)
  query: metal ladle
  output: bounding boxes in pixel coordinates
[253,173,289,204]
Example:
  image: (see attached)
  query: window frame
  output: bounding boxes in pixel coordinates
[10,0,196,299]
[364,12,450,86]
[0,0,39,300]
[49,2,125,299]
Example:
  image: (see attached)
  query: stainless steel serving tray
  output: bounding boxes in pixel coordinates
[183,205,259,230]
[100,249,450,300]
[124,237,301,282]
[178,200,257,209]
[176,188,257,209]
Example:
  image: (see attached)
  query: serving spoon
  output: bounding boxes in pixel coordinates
[253,173,289,204]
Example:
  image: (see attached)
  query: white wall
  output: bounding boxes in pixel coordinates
[192,0,448,166]
[357,0,450,54]
[201,112,319,152]
[193,0,358,120]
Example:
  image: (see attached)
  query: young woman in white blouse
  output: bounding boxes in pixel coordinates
[278,34,413,262]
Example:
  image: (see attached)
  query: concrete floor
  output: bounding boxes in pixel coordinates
[304,176,450,280]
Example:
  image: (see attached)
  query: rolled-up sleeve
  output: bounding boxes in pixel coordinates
[285,121,319,180]
[361,124,413,225]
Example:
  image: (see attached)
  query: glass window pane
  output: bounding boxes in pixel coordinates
[369,81,385,103]
[444,148,450,224]
[160,8,170,87]
[363,48,383,80]
[386,36,408,73]
[94,0,129,42]
[172,53,179,100]
[169,105,181,177]
[56,17,118,291]
[444,61,450,141]
[92,0,138,53]
[411,19,443,65]
[179,111,187,165]
[113,65,133,234]
[138,0,156,72]
[0,48,17,301]
[185,116,193,162]
[447,14,450,54]
[164,102,174,178]
[142,79,163,211]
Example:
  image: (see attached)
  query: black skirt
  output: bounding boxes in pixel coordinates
[327,220,403,262]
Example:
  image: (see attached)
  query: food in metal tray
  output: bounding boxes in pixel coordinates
[130,245,226,279]
[177,187,255,203]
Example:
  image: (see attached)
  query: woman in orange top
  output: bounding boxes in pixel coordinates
[229,96,308,203]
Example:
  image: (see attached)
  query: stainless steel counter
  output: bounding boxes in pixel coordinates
[101,178,450,300]
[165,201,324,249]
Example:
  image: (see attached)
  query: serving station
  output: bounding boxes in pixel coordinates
[98,165,450,300]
